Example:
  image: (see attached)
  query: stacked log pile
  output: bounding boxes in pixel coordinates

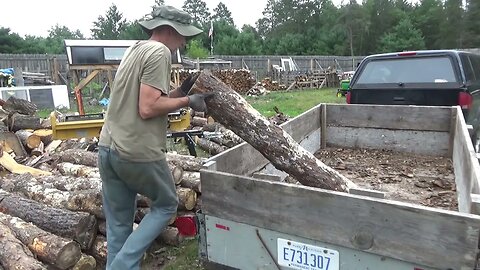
[0,97,216,268]
[0,145,209,268]
[179,69,256,94]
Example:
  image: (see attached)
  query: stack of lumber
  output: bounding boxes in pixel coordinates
[22,71,55,86]
[179,69,256,94]
[0,146,208,269]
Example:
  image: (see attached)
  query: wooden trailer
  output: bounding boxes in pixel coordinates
[197,104,480,270]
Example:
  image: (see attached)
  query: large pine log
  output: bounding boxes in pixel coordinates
[203,122,243,147]
[56,162,100,178]
[54,149,97,167]
[0,190,97,250]
[0,212,81,269]
[180,171,201,193]
[177,187,197,211]
[15,129,42,149]
[71,254,96,270]
[0,222,47,270]
[32,129,53,146]
[196,137,226,155]
[191,70,356,192]
[89,236,107,266]
[6,113,49,132]
[3,96,37,115]
[36,174,102,191]
[1,174,104,218]
[166,153,206,172]
[31,141,44,156]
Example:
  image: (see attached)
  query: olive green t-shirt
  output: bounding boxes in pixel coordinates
[99,41,171,161]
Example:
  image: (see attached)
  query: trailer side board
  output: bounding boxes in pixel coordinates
[326,104,452,156]
[200,170,480,270]
[452,106,480,213]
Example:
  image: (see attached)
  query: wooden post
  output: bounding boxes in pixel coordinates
[53,57,60,84]
[321,104,327,149]
[310,58,314,71]
[13,67,24,86]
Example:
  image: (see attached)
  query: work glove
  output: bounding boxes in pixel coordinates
[188,93,214,112]
[179,73,199,96]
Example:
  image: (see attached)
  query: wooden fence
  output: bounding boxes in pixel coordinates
[1,49,479,85]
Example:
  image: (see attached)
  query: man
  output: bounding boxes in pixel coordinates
[97,5,211,270]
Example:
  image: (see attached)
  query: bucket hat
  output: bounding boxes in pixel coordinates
[139,5,203,37]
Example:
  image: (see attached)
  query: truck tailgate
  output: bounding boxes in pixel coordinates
[351,88,461,106]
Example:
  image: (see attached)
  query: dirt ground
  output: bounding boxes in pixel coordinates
[314,147,458,210]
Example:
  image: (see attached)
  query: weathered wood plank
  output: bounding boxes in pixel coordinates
[326,104,452,132]
[200,170,480,270]
[327,126,450,156]
[452,107,480,213]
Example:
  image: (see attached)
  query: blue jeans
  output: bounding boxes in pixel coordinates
[98,146,178,270]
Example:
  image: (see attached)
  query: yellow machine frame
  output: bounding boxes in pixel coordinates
[50,110,191,140]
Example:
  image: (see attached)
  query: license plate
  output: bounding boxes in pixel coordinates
[277,238,339,270]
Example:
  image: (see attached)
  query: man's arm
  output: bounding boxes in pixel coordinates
[138,83,189,119]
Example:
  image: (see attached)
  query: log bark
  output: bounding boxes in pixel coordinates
[15,129,41,149]
[6,113,48,132]
[0,190,97,251]
[1,174,104,218]
[157,227,184,247]
[54,149,97,167]
[89,236,107,265]
[168,163,184,185]
[191,70,356,192]
[196,137,226,155]
[0,212,81,269]
[71,254,96,270]
[134,208,176,225]
[177,187,197,211]
[57,162,100,179]
[166,153,206,172]
[0,222,46,270]
[3,96,37,115]
[34,174,102,192]
[44,140,62,155]
[203,122,243,147]
[191,116,208,127]
[32,129,53,146]
[31,141,44,156]
[180,171,201,193]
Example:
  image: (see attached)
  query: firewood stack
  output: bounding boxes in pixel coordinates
[0,144,210,268]
[179,69,256,94]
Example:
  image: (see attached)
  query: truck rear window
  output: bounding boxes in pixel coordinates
[356,57,458,84]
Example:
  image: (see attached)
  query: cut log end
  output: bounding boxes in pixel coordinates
[71,254,96,270]
[177,187,197,211]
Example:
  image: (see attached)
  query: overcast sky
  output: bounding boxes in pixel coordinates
[0,0,363,38]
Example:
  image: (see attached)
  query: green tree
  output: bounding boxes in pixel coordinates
[91,4,127,40]
[152,0,165,10]
[20,35,48,54]
[211,2,234,26]
[439,0,465,49]
[215,25,262,55]
[0,28,23,53]
[45,24,84,54]
[338,0,370,59]
[378,17,426,52]
[119,21,149,40]
[411,0,443,49]
[465,0,480,47]
[186,39,209,58]
[182,0,211,26]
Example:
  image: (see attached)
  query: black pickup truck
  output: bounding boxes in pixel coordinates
[347,50,480,151]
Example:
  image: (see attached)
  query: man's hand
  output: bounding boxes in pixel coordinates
[188,93,214,112]
[179,73,199,96]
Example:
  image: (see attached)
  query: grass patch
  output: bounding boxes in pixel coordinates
[163,240,203,270]
[246,88,345,117]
